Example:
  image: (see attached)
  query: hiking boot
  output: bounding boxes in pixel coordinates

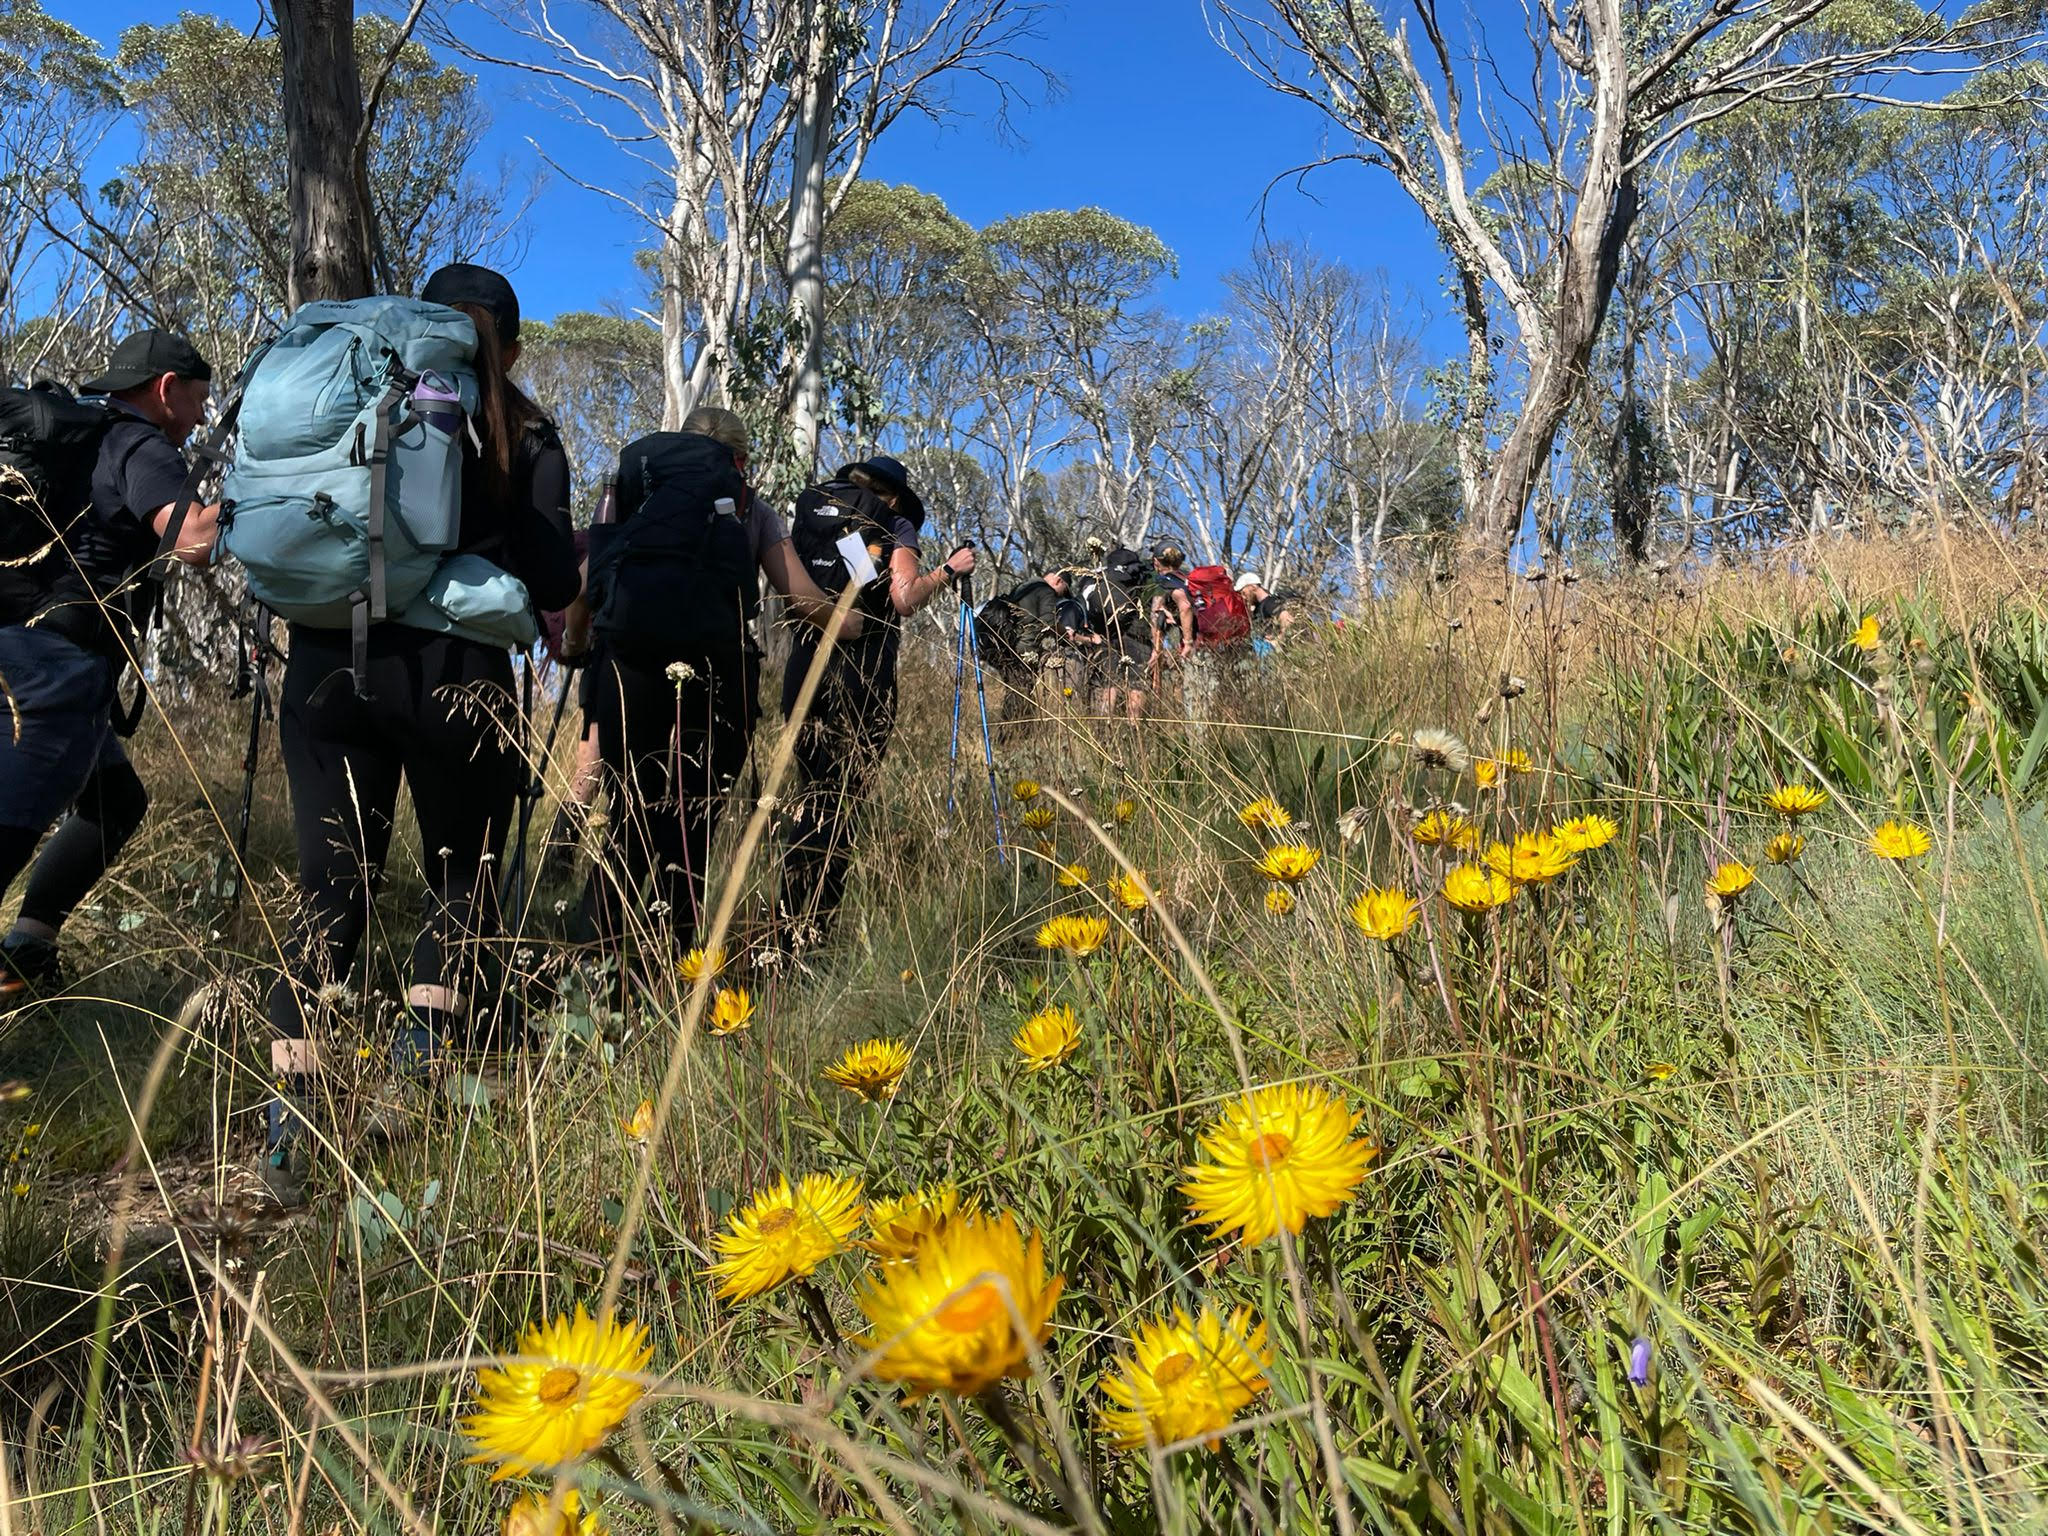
[259,1095,312,1210]
[0,935,61,999]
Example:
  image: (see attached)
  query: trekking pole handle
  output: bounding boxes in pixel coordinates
[949,542,976,608]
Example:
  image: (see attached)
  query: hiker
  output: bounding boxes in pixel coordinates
[0,331,221,993]
[1147,542,1195,699]
[1076,546,1152,723]
[569,405,851,957]
[1235,571,1302,652]
[256,265,579,1192]
[978,566,1081,731]
[778,455,974,950]
[1179,559,1254,730]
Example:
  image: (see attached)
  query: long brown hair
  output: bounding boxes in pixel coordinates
[453,301,541,502]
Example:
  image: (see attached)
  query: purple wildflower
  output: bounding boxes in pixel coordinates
[1627,1335,1653,1386]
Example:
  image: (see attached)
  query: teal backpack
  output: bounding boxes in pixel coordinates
[220,296,536,681]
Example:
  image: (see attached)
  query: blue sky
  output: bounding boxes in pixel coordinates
[65,1,1450,347]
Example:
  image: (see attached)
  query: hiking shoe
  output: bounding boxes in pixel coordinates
[259,1098,312,1210]
[0,936,61,999]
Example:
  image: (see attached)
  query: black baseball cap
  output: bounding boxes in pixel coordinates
[84,329,213,395]
[423,262,521,343]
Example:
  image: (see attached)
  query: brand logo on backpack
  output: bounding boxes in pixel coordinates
[791,477,896,610]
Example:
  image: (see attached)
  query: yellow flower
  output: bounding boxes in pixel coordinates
[1100,1304,1273,1453]
[1765,784,1828,818]
[1705,861,1755,899]
[622,1099,654,1143]
[1264,886,1297,916]
[1497,748,1534,775]
[502,1489,605,1536]
[709,986,755,1036]
[1442,863,1514,913]
[1055,861,1090,888]
[1485,832,1577,885]
[678,945,725,985]
[1013,1005,1081,1072]
[824,1039,911,1101]
[1645,1061,1676,1083]
[1112,798,1137,824]
[1412,809,1479,851]
[462,1307,652,1480]
[1851,614,1880,652]
[1021,805,1056,832]
[1256,843,1322,884]
[1553,814,1619,852]
[1181,1083,1379,1247]
[1766,832,1805,865]
[1013,779,1041,802]
[1870,820,1931,860]
[1037,914,1111,958]
[865,1184,969,1262]
[1350,887,1420,943]
[10,1181,26,1199]
[1473,758,1501,790]
[704,1173,865,1301]
[21,1123,39,1137]
[1237,796,1293,833]
[853,1210,1062,1397]
[1109,872,1150,911]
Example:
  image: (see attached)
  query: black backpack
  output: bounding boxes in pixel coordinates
[0,383,114,619]
[1078,546,1147,636]
[790,476,900,613]
[586,431,755,670]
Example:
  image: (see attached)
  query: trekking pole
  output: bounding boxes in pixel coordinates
[958,567,1008,865]
[221,603,276,909]
[945,577,969,823]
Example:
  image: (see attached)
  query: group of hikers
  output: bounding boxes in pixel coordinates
[0,263,1300,1200]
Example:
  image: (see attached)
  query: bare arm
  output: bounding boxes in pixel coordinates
[150,501,221,565]
[888,542,975,618]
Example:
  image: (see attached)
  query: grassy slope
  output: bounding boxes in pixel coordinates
[4,533,2048,1532]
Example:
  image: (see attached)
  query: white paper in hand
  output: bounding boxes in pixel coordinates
[836,532,879,586]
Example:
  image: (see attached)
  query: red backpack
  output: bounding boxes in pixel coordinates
[1186,565,1251,647]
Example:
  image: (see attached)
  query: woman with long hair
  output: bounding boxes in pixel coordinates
[262,264,579,1200]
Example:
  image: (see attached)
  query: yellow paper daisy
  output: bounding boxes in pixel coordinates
[621,1099,653,1144]
[1181,1083,1379,1246]
[1766,832,1805,865]
[1764,784,1828,818]
[1109,872,1150,911]
[1870,820,1931,860]
[1021,805,1056,832]
[824,1039,911,1101]
[704,1173,865,1301]
[463,1307,651,1479]
[1473,758,1502,790]
[1112,798,1137,824]
[1013,1005,1081,1072]
[1442,863,1514,913]
[1496,748,1534,775]
[1055,861,1090,888]
[709,986,754,1036]
[1411,809,1479,850]
[1037,913,1111,958]
[864,1184,969,1263]
[1350,887,1420,943]
[1237,796,1293,832]
[853,1210,1062,1397]
[1553,814,1619,852]
[1645,1061,1677,1083]
[678,945,725,985]
[1264,886,1297,916]
[1013,779,1041,802]
[1485,832,1577,885]
[1100,1304,1272,1453]
[1256,843,1322,884]
[502,1489,605,1536]
[1851,614,1880,652]
[1705,861,1755,899]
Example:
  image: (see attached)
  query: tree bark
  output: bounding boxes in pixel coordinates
[784,5,839,479]
[276,0,374,305]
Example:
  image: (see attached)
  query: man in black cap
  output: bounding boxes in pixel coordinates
[0,328,221,994]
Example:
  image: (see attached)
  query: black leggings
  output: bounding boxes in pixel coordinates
[265,627,522,1047]
[778,637,897,941]
[0,757,151,932]
[578,650,756,951]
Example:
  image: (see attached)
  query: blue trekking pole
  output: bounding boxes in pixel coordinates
[946,573,969,822]
[957,564,1008,864]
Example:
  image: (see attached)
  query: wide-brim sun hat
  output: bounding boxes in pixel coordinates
[849,454,926,529]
